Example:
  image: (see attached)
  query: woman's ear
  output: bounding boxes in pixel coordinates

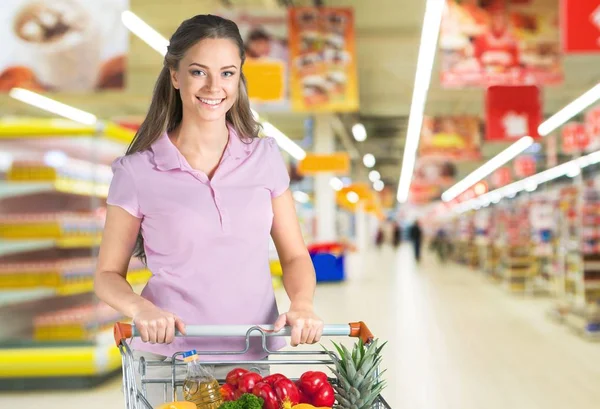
[170,68,179,90]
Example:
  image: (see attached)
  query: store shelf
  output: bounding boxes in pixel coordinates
[0,269,151,307]
[0,180,109,199]
[0,117,134,144]
[0,342,121,382]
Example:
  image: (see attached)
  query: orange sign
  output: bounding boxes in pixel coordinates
[288,7,359,113]
[297,153,350,174]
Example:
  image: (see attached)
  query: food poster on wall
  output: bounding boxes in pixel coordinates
[439,0,562,88]
[0,0,129,92]
[419,115,482,161]
[217,9,290,111]
[288,7,359,113]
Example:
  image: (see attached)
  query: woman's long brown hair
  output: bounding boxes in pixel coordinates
[125,14,261,263]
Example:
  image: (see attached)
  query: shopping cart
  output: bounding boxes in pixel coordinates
[113,321,390,409]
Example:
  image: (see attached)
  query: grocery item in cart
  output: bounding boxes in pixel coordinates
[324,339,386,409]
[182,350,223,409]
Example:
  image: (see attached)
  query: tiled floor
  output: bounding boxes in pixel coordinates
[1,244,600,408]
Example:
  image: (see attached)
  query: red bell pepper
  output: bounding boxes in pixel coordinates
[226,368,249,388]
[220,383,236,401]
[252,382,279,409]
[298,371,329,396]
[261,373,288,387]
[238,372,263,394]
[273,378,300,406]
[312,383,335,407]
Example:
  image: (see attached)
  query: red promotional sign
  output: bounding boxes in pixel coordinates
[585,106,600,151]
[485,85,542,141]
[514,155,536,177]
[491,167,512,188]
[561,0,600,54]
[562,122,589,153]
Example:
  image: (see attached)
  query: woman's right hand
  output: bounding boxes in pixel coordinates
[133,305,186,344]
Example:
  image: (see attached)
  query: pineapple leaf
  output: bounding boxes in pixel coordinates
[341,344,358,382]
[332,341,345,362]
[375,340,388,356]
[335,393,353,407]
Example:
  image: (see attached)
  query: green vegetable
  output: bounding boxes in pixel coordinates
[218,393,264,409]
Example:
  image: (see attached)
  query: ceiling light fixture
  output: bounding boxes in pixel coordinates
[538,82,600,136]
[373,180,384,191]
[441,136,534,202]
[363,153,376,168]
[9,88,97,125]
[369,170,381,182]
[396,0,446,203]
[352,123,367,142]
[330,177,344,191]
[121,10,169,56]
[347,191,359,203]
[261,122,306,160]
[455,147,600,213]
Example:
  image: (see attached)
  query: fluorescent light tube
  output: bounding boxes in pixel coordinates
[538,83,600,136]
[441,136,534,202]
[9,88,97,125]
[261,122,306,161]
[397,0,446,203]
[121,10,169,56]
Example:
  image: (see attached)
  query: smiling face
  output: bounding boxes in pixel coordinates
[170,38,242,123]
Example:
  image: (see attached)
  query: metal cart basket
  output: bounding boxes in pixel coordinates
[113,321,390,409]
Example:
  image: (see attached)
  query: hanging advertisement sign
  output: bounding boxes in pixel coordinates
[514,155,536,177]
[0,0,129,92]
[584,105,600,152]
[217,9,290,111]
[562,122,589,154]
[419,115,482,161]
[485,85,541,141]
[439,0,562,88]
[491,166,512,188]
[409,157,458,204]
[546,132,558,168]
[561,0,600,54]
[288,7,359,113]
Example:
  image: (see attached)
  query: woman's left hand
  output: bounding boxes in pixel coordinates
[273,305,324,346]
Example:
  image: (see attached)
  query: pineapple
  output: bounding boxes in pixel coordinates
[323,338,387,409]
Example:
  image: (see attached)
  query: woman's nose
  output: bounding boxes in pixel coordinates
[205,74,220,92]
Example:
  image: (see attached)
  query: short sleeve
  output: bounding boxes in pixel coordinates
[106,156,142,218]
[266,137,290,198]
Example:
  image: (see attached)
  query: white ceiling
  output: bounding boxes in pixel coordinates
[1,0,598,192]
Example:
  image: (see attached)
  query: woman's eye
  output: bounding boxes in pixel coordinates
[191,70,205,76]
[222,71,235,77]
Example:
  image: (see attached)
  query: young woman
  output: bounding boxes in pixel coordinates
[94,14,323,372]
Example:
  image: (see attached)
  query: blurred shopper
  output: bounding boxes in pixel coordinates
[94,15,324,402]
[409,221,423,262]
[392,221,402,248]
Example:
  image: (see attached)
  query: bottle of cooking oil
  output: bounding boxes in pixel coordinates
[182,350,223,409]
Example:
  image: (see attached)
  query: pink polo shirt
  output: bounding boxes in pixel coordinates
[106,124,289,360]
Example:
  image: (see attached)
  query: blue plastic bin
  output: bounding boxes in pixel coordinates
[310,252,345,282]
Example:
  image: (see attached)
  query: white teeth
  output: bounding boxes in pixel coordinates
[198,98,222,106]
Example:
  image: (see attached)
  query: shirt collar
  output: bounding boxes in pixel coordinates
[150,123,250,171]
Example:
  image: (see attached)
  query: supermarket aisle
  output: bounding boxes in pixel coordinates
[1,244,600,409]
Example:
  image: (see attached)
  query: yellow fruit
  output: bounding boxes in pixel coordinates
[292,404,330,409]
[157,401,197,409]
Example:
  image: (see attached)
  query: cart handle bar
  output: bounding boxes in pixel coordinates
[114,322,373,347]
